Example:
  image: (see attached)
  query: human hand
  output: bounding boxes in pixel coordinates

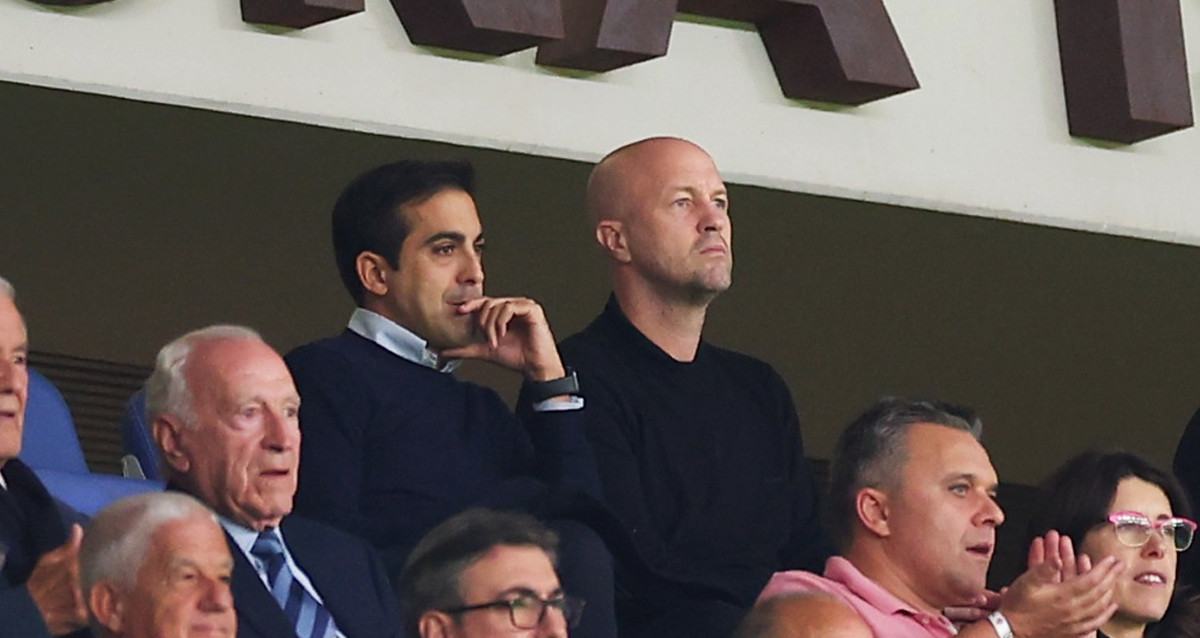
[440,296,566,380]
[27,523,88,636]
[945,589,1000,625]
[999,530,1121,637]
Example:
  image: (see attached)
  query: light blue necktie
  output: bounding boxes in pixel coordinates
[251,529,338,638]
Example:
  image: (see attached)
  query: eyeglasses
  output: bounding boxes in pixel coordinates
[443,593,586,629]
[1107,511,1197,551]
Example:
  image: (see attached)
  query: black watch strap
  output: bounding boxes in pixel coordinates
[526,369,581,402]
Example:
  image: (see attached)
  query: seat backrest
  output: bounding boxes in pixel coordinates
[121,388,161,481]
[19,368,89,474]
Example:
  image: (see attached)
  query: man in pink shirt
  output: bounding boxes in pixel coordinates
[759,398,1124,637]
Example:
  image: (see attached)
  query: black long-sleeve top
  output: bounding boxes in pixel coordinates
[558,297,834,608]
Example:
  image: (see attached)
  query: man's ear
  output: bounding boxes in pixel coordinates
[153,415,190,474]
[595,221,631,263]
[356,251,393,298]
[856,487,891,537]
[89,581,124,634]
[418,611,454,638]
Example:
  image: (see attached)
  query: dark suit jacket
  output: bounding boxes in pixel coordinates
[0,459,89,638]
[227,514,403,638]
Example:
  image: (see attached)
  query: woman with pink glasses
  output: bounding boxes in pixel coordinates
[1027,451,1200,638]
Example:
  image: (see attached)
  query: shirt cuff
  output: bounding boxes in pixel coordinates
[532,396,585,412]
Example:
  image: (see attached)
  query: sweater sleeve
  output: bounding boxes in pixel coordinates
[510,386,603,509]
[518,389,599,491]
[286,343,374,539]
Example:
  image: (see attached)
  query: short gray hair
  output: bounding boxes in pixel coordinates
[827,397,982,548]
[144,324,263,428]
[80,491,218,630]
[0,276,15,301]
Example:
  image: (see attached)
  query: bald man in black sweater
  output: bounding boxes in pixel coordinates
[557,138,834,638]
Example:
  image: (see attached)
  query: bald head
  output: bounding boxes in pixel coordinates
[587,137,719,226]
[735,594,873,638]
[586,137,732,310]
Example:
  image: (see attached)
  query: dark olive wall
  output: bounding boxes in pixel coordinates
[3,80,1199,486]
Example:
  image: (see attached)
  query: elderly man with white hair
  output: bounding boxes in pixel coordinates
[146,324,403,638]
[80,491,236,637]
[0,275,89,638]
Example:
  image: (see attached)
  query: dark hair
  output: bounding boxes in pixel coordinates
[397,508,558,638]
[1027,451,1200,637]
[1027,451,1191,546]
[331,160,475,306]
[828,397,982,549]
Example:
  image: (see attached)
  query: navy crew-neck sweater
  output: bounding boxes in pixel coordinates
[558,296,833,609]
[285,330,600,578]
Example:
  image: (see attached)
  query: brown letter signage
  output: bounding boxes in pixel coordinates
[1054,0,1192,143]
[387,0,564,56]
[241,0,363,29]
[28,0,111,6]
[27,0,1195,144]
[537,0,919,105]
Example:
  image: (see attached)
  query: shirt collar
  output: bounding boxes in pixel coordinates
[347,308,460,373]
[220,515,275,555]
[825,557,957,632]
[598,294,707,366]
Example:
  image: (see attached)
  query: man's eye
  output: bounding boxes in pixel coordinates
[13,354,26,366]
[714,199,729,210]
[509,596,537,610]
[433,245,455,255]
[949,484,968,495]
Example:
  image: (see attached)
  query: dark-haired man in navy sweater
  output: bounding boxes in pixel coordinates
[552,138,834,638]
[285,160,614,638]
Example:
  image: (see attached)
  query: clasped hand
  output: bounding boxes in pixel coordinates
[440,296,566,381]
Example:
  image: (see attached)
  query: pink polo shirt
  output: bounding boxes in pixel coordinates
[758,557,958,637]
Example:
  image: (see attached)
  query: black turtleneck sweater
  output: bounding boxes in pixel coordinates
[557,297,833,627]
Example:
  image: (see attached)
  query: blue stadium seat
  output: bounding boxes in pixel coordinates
[19,368,162,515]
[120,388,161,482]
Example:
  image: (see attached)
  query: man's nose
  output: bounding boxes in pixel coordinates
[262,410,299,450]
[460,250,484,287]
[978,495,1005,528]
[0,359,26,395]
[698,201,729,234]
[535,612,568,638]
[200,577,234,611]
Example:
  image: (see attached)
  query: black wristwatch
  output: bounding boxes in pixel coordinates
[526,369,581,402]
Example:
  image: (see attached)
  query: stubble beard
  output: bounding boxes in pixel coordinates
[676,263,732,307]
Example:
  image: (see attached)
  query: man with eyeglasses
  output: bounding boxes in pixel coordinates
[758,398,1127,637]
[399,508,584,638]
